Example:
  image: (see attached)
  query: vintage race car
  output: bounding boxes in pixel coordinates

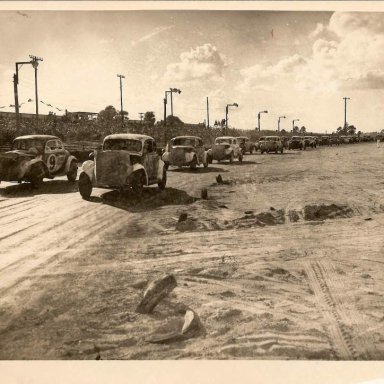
[288,136,306,150]
[78,134,167,200]
[207,136,243,163]
[304,136,317,148]
[320,136,331,146]
[329,136,340,146]
[162,136,208,170]
[259,136,284,154]
[0,135,78,187]
[236,136,256,154]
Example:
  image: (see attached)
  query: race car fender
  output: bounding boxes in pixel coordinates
[156,160,166,181]
[24,159,48,178]
[202,151,208,163]
[82,160,95,182]
[63,155,78,173]
[132,163,149,185]
[161,151,170,163]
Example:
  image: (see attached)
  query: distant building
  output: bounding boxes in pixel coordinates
[66,111,98,121]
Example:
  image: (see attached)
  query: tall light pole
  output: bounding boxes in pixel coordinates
[278,115,286,132]
[225,102,239,135]
[29,55,43,126]
[292,118,300,132]
[14,58,34,130]
[117,74,125,128]
[169,88,181,116]
[257,110,268,132]
[343,97,350,129]
[164,90,171,127]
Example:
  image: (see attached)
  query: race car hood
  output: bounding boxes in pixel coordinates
[170,146,196,165]
[95,150,133,186]
[211,144,231,159]
[0,150,35,159]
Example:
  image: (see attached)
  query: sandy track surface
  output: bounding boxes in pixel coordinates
[0,143,384,359]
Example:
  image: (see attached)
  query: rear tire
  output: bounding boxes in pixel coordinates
[249,147,254,154]
[229,152,234,164]
[29,163,45,188]
[238,153,243,163]
[67,161,78,182]
[190,156,197,170]
[132,171,145,196]
[79,172,92,200]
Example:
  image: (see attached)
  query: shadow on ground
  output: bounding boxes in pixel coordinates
[89,187,197,212]
[0,180,78,197]
[169,166,229,174]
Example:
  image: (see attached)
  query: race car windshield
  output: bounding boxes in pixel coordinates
[216,138,232,144]
[12,139,44,153]
[172,138,195,146]
[103,139,142,152]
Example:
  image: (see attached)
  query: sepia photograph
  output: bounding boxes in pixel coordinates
[1,1,384,376]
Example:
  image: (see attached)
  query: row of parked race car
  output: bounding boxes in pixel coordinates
[238,134,355,155]
[0,132,361,200]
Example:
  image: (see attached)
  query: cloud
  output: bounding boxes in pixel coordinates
[241,11,384,93]
[165,43,227,82]
[239,54,307,91]
[329,12,384,37]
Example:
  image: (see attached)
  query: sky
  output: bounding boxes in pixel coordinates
[1,9,384,132]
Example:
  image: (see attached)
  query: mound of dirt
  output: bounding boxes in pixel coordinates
[303,204,354,221]
[255,209,285,225]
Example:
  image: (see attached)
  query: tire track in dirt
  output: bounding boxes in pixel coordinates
[320,260,373,359]
[305,260,359,360]
[0,203,148,331]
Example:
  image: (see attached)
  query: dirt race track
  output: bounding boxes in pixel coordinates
[1,142,384,360]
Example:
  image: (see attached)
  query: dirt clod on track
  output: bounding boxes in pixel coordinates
[1,143,384,360]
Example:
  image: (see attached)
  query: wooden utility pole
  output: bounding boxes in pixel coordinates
[117,74,125,129]
[29,55,43,127]
[206,97,209,128]
[343,97,350,128]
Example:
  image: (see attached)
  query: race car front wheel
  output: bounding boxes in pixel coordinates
[67,161,78,182]
[79,172,92,200]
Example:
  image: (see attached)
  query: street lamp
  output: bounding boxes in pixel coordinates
[225,103,239,135]
[164,88,182,127]
[257,110,268,132]
[278,115,286,132]
[13,56,42,130]
[292,118,300,132]
[29,55,43,126]
[117,74,125,129]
